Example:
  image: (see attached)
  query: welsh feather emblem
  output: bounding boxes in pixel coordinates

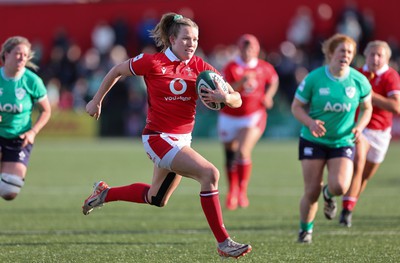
[15,87,26,100]
[345,86,356,99]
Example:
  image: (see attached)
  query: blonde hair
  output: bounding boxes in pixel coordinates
[0,36,38,71]
[364,40,392,61]
[149,12,198,52]
[321,34,357,64]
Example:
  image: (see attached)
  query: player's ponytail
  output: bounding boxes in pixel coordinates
[150,12,198,52]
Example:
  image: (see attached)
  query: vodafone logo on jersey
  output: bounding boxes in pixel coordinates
[169,78,187,95]
[165,78,192,102]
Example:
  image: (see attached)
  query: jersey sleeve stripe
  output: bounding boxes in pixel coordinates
[295,94,308,104]
[388,90,400,97]
[37,94,48,102]
[360,93,371,102]
[129,58,137,76]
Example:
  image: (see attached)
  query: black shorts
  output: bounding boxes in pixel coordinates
[298,137,355,161]
[0,137,33,166]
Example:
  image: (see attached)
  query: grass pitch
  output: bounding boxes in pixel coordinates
[0,138,399,262]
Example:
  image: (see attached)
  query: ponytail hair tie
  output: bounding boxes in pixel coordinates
[173,14,183,21]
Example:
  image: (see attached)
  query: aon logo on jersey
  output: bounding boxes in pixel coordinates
[0,103,23,113]
[324,102,351,112]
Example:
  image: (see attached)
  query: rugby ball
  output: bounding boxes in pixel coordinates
[196,70,228,110]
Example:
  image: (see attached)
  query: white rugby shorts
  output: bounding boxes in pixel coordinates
[217,110,266,142]
[363,127,392,163]
[142,132,192,170]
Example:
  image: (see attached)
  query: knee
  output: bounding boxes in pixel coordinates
[237,148,251,160]
[330,182,348,196]
[304,186,321,203]
[202,166,220,188]
[335,186,347,196]
[0,173,24,201]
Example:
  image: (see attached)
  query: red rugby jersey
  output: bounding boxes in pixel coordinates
[221,57,278,116]
[359,64,400,130]
[129,48,217,134]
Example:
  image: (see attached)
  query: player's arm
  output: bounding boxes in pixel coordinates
[21,95,52,147]
[263,78,279,109]
[291,98,326,137]
[32,96,51,135]
[353,98,373,142]
[86,59,132,119]
[371,92,400,115]
[204,65,242,108]
[205,80,242,108]
[223,82,242,108]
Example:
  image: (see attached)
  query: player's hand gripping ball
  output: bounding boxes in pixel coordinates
[196,70,229,110]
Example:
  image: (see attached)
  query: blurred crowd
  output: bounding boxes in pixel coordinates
[31,2,400,137]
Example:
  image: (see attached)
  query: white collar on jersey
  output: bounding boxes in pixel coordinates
[362,64,389,76]
[0,67,25,81]
[325,65,350,82]
[234,56,258,69]
[165,47,190,65]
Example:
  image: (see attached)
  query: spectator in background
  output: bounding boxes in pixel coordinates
[136,9,158,50]
[286,6,314,51]
[111,16,130,48]
[52,27,70,52]
[80,47,103,97]
[82,12,252,259]
[208,44,238,72]
[312,3,335,67]
[124,45,155,137]
[46,77,61,109]
[340,40,400,227]
[91,20,116,57]
[98,44,135,136]
[72,77,90,111]
[62,43,81,88]
[273,41,308,105]
[31,39,44,68]
[291,34,372,243]
[42,46,65,85]
[45,43,82,111]
[125,83,147,136]
[58,87,74,110]
[336,12,362,46]
[218,34,279,210]
[0,36,51,200]
[313,3,334,43]
[336,0,363,46]
[359,8,376,51]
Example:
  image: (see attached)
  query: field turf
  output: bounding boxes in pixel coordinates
[0,138,399,262]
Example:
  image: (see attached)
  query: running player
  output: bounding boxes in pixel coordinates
[218,34,279,210]
[340,40,400,227]
[291,34,372,243]
[0,36,51,201]
[82,13,252,259]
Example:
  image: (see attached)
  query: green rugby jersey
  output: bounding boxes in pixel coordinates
[0,67,47,139]
[294,66,371,148]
